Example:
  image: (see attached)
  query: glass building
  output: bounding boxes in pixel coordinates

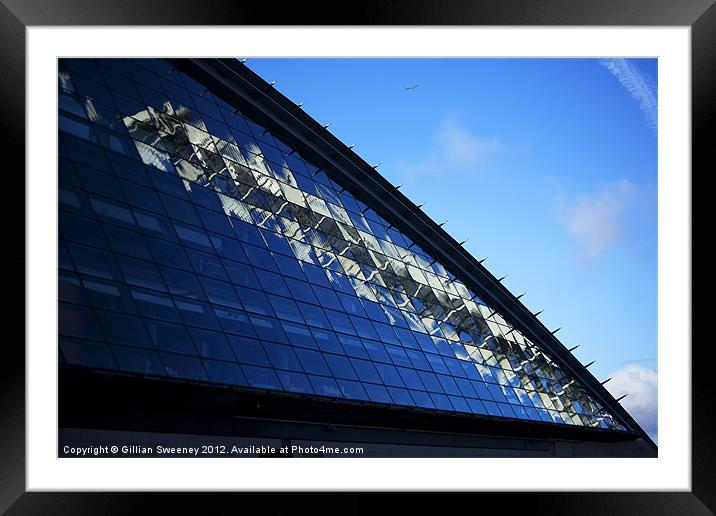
[57,58,656,457]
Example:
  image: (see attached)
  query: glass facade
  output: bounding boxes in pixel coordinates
[58,58,624,431]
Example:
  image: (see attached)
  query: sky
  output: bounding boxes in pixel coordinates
[244,58,658,441]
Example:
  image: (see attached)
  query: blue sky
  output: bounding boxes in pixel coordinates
[244,58,658,440]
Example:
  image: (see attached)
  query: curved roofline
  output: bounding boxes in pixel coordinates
[169,57,656,452]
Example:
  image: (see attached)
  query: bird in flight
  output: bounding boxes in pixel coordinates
[405,84,419,91]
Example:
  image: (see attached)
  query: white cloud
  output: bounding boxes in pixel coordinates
[605,363,658,442]
[555,179,637,263]
[601,58,658,135]
[399,114,501,178]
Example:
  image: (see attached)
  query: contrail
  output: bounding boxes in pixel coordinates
[600,58,658,136]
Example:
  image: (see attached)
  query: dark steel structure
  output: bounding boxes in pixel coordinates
[58,57,656,457]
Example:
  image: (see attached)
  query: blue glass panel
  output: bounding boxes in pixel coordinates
[324,354,358,380]
[189,327,234,360]
[337,334,369,359]
[375,363,405,387]
[397,367,425,390]
[113,345,165,376]
[307,375,342,397]
[81,274,137,314]
[488,383,509,404]
[202,277,241,308]
[263,342,303,372]
[472,380,494,400]
[243,365,281,390]
[426,354,450,375]
[228,336,270,367]
[466,398,488,415]
[281,321,318,350]
[284,277,319,304]
[248,314,288,343]
[336,379,369,400]
[437,374,462,396]
[417,371,444,394]
[430,393,454,411]
[268,295,304,324]
[236,287,274,315]
[130,287,180,321]
[147,238,192,271]
[349,358,382,384]
[275,370,314,394]
[386,387,414,406]
[60,212,108,248]
[59,303,105,340]
[294,348,331,376]
[96,310,151,348]
[482,401,502,417]
[297,303,330,329]
[310,328,344,354]
[59,272,89,306]
[145,319,194,354]
[362,339,391,363]
[324,309,356,335]
[349,316,379,340]
[223,259,260,288]
[174,299,220,330]
[186,249,227,279]
[384,345,412,367]
[409,390,435,409]
[60,337,116,370]
[160,267,206,300]
[161,352,209,381]
[214,306,255,337]
[363,383,392,404]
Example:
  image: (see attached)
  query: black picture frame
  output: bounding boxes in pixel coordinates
[2,0,710,513]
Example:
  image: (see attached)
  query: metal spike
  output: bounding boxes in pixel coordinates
[551,327,562,334]
[395,183,405,190]
[584,360,595,368]
[322,123,331,129]
[600,377,612,385]
[416,203,425,208]
[372,163,381,169]
[269,80,277,86]
[615,394,628,402]
[438,220,448,227]
[458,239,469,246]
[516,293,525,300]
[497,275,507,282]
[479,257,488,264]
[533,310,543,317]
[567,344,579,352]
[297,101,304,108]
[239,58,247,63]
[348,144,356,149]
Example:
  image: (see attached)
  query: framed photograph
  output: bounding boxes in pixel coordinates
[3,0,710,512]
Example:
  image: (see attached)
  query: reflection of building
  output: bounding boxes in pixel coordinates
[58,58,656,457]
